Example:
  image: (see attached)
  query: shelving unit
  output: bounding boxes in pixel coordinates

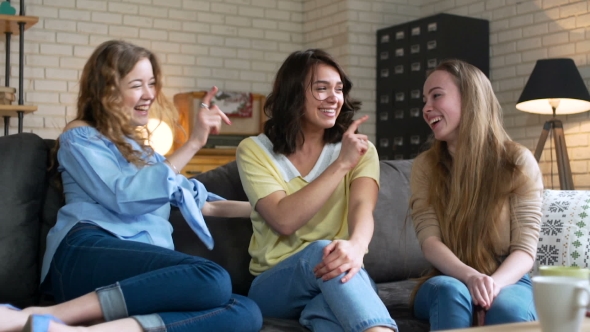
[0,10,39,135]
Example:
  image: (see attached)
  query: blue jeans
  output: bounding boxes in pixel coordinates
[248,240,397,332]
[414,274,537,331]
[46,224,262,332]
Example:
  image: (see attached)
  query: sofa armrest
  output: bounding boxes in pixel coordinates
[0,133,48,307]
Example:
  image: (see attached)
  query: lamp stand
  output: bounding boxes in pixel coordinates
[533,117,574,190]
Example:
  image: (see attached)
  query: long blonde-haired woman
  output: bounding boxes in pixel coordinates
[0,40,262,332]
[410,59,542,330]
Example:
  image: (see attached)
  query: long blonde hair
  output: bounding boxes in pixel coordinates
[421,60,522,277]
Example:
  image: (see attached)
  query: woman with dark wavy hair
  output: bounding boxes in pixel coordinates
[0,40,262,332]
[410,59,542,330]
[236,49,397,332]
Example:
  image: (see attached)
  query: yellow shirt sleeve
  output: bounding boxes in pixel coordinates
[349,142,380,188]
[236,137,285,208]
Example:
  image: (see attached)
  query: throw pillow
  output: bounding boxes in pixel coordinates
[536,189,590,268]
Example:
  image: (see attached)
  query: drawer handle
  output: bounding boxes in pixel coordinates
[185,170,203,175]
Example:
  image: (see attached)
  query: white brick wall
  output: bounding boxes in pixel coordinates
[1,0,303,137]
[4,0,418,144]
[4,0,590,189]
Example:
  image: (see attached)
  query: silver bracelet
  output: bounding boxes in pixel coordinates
[165,160,179,174]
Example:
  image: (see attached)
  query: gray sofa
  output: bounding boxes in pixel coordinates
[0,132,430,331]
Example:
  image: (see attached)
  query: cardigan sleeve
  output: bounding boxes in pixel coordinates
[509,146,543,259]
[409,153,441,247]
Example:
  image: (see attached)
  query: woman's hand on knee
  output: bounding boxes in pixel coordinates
[312,240,364,283]
[466,273,497,310]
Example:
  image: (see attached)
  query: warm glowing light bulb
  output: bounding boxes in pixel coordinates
[147,119,173,155]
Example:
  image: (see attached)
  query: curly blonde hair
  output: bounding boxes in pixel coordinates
[76,40,177,166]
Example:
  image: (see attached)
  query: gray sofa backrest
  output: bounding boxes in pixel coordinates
[365,160,430,283]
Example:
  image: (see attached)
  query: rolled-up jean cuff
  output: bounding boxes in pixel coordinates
[96,282,129,321]
[132,314,166,332]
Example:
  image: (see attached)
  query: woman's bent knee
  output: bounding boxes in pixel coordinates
[430,276,469,297]
[301,240,332,264]
[486,303,535,325]
[232,295,263,332]
[486,294,536,324]
[187,259,232,305]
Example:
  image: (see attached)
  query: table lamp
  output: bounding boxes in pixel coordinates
[147,118,174,155]
[516,58,590,190]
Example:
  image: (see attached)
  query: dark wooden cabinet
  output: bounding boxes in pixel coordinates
[375,13,489,160]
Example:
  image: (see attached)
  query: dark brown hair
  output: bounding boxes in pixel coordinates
[263,49,361,155]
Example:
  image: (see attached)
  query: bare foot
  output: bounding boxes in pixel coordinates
[0,306,29,332]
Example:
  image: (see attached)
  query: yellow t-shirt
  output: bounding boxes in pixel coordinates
[236,134,380,275]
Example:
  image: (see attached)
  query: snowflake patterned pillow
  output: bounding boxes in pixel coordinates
[536,190,590,268]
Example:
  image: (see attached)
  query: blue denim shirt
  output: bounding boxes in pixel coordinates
[41,126,223,282]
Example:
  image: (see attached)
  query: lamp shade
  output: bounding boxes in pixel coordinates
[516,58,590,115]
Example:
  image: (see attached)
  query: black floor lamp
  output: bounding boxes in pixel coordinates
[516,58,590,190]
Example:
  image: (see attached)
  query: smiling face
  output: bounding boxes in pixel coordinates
[302,63,344,132]
[121,57,156,127]
[422,69,462,153]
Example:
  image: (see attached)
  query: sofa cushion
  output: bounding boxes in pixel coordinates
[378,279,430,331]
[365,160,430,283]
[0,133,49,307]
[171,161,254,296]
[194,161,247,201]
[536,189,590,268]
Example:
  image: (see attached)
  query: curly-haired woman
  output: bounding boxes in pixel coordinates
[0,40,262,332]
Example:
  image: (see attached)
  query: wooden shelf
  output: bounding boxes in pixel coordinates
[181,153,237,177]
[0,104,37,117]
[0,15,38,35]
[198,148,237,156]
